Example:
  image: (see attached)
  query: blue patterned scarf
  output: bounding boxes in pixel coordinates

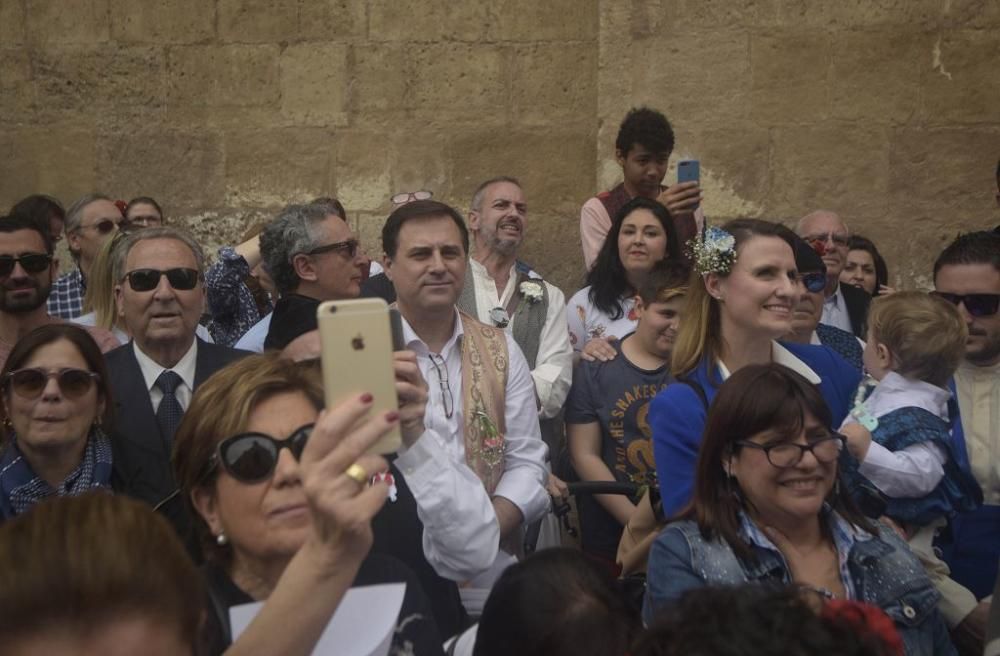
[0,428,114,520]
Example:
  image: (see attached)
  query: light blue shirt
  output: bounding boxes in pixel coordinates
[234,312,272,353]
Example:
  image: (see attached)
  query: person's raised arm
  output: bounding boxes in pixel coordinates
[224,394,395,656]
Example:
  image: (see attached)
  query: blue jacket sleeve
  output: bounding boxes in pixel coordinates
[644,526,706,625]
[650,384,708,519]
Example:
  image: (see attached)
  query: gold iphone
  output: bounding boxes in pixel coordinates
[317,298,402,454]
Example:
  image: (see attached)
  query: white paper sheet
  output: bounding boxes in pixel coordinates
[229,583,406,656]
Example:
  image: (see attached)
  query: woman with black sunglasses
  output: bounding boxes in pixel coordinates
[644,364,956,655]
[0,324,116,520]
[173,353,445,655]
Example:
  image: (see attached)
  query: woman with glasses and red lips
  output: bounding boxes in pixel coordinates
[0,324,115,521]
[172,354,445,655]
[644,364,957,655]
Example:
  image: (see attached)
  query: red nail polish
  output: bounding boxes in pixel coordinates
[385,411,400,422]
[360,393,374,403]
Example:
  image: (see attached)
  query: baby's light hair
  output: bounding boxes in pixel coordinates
[867,291,967,387]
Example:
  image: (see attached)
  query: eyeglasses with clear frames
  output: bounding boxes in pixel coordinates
[427,353,454,419]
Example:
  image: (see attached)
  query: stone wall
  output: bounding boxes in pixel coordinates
[1,0,997,292]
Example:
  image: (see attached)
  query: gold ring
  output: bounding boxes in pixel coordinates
[344,463,368,486]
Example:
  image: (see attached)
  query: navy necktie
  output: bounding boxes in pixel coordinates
[155,370,185,445]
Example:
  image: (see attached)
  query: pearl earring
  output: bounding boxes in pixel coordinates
[216,532,228,546]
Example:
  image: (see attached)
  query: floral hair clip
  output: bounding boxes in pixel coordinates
[687,226,737,275]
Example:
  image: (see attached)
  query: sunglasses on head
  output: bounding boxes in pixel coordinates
[4,368,100,399]
[391,190,433,205]
[303,239,360,259]
[212,424,315,484]
[0,253,52,277]
[82,219,118,235]
[124,268,200,292]
[800,271,826,294]
[932,291,1000,318]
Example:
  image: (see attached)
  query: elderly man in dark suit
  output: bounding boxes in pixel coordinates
[796,209,871,338]
[105,227,247,517]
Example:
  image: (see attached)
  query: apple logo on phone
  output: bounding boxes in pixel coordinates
[351,334,365,350]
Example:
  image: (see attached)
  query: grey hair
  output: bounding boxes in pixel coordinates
[116,227,207,280]
[65,193,113,233]
[470,176,521,213]
[795,210,850,237]
[260,202,341,295]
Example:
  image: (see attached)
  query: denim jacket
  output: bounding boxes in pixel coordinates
[645,517,956,656]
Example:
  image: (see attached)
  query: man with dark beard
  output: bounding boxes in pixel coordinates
[0,216,118,368]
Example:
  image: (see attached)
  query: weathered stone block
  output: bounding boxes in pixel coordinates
[387,133,452,204]
[297,0,367,41]
[0,0,26,45]
[409,44,507,123]
[448,128,595,216]
[518,209,586,292]
[889,128,1000,217]
[922,31,1000,125]
[166,45,279,108]
[0,49,35,122]
[493,0,599,41]
[675,126,771,218]
[97,130,225,210]
[768,126,891,220]
[0,125,98,208]
[33,46,166,115]
[749,32,831,124]
[25,0,110,44]
[351,44,409,120]
[942,0,1000,28]
[639,0,779,30]
[218,0,298,43]
[353,211,388,260]
[333,132,392,212]
[369,0,492,42]
[773,0,942,28]
[279,43,349,126]
[625,29,752,126]
[829,30,925,123]
[512,43,597,127]
[223,127,334,206]
[110,0,215,43]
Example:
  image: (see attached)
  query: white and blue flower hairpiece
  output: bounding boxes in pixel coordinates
[687,226,737,275]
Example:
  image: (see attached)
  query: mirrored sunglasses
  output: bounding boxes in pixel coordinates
[932,291,1000,318]
[0,253,52,277]
[214,424,315,484]
[4,368,100,399]
[124,268,200,292]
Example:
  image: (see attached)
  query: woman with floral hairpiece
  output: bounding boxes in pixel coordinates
[567,197,680,363]
[649,219,861,519]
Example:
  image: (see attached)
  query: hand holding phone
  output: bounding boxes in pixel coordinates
[658,159,702,213]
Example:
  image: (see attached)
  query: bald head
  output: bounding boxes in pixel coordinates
[796,210,850,292]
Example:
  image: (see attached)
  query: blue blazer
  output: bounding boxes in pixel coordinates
[650,342,861,519]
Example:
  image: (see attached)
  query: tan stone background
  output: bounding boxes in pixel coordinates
[1,0,997,294]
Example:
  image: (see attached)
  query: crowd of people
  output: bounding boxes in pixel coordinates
[0,106,997,656]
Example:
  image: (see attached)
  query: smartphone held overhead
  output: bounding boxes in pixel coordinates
[317,298,402,455]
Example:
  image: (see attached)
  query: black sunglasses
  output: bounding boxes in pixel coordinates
[81,219,118,235]
[213,424,315,484]
[0,253,52,277]
[932,291,999,318]
[735,434,844,469]
[124,268,200,292]
[4,368,100,399]
[801,272,826,294]
[303,239,360,258]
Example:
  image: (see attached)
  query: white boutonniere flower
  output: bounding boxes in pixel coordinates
[519,281,544,304]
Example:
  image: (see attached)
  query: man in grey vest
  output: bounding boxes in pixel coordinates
[458,177,573,462]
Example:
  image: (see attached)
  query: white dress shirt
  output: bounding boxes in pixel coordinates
[234,312,272,353]
[393,310,549,580]
[132,339,199,413]
[841,371,948,498]
[467,259,573,420]
[820,283,853,333]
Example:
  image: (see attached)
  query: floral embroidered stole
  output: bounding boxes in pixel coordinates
[458,311,508,495]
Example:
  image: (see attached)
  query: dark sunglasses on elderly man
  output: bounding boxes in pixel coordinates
[4,368,100,399]
[0,253,52,277]
[800,271,826,294]
[931,291,1000,318]
[211,424,315,484]
[124,268,200,292]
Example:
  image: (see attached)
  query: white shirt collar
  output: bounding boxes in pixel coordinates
[824,283,844,307]
[133,338,199,394]
[717,340,822,384]
[400,308,464,356]
[863,371,951,421]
